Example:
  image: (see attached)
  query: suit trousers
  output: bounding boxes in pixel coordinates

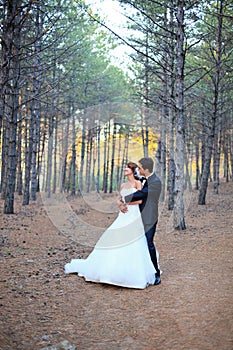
[145,222,160,276]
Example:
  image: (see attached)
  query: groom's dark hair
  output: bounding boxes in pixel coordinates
[139,157,154,172]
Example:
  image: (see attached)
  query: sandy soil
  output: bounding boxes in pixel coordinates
[0,181,232,350]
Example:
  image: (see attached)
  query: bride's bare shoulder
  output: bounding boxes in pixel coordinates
[135,180,142,190]
[120,183,127,190]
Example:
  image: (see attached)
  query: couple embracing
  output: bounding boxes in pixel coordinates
[65,157,162,289]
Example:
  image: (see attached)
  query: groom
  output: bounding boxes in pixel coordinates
[118,157,162,285]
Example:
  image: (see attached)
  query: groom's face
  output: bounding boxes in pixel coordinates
[138,162,145,176]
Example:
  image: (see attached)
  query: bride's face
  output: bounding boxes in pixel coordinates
[124,166,133,176]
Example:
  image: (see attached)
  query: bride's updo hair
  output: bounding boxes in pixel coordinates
[127,162,140,180]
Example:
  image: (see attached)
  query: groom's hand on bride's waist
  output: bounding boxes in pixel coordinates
[117,199,128,213]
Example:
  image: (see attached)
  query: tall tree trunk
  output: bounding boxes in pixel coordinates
[102,124,108,192]
[159,1,169,203]
[96,119,101,193]
[110,120,117,193]
[141,111,149,158]
[198,0,223,204]
[201,100,207,177]
[116,128,122,189]
[79,113,86,193]
[52,114,58,193]
[4,0,21,213]
[71,103,76,196]
[195,135,200,190]
[230,129,233,181]
[39,111,47,191]
[167,0,175,210]
[31,2,42,201]
[159,109,167,203]
[223,131,229,182]
[120,132,129,183]
[0,118,2,191]
[51,50,58,194]
[31,100,40,201]
[23,103,34,205]
[91,138,97,191]
[173,0,186,230]
[16,114,23,195]
[85,128,93,193]
[60,117,69,193]
[46,111,54,197]
[142,31,149,157]
[213,118,222,193]
[213,92,224,192]
[184,147,192,192]
[103,121,111,193]
[0,120,8,198]
[0,1,8,197]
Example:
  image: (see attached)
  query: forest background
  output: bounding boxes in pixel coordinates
[0,0,233,231]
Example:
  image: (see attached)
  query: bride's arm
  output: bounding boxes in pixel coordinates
[116,184,128,212]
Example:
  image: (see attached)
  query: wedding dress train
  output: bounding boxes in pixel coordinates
[64,188,156,289]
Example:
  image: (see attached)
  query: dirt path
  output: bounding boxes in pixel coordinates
[0,182,232,350]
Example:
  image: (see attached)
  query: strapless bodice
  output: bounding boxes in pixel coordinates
[120,187,137,197]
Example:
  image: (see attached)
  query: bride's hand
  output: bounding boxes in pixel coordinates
[117,199,128,213]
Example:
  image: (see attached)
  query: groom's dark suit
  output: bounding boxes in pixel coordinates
[124,173,161,275]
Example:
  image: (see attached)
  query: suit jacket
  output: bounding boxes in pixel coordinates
[124,173,161,231]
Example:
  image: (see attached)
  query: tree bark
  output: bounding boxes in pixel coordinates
[110,120,117,193]
[198,0,223,204]
[173,0,186,230]
[195,135,200,190]
[103,121,111,193]
[60,117,69,193]
[230,129,233,181]
[4,0,21,213]
[23,103,34,205]
[142,31,149,158]
[31,2,42,201]
[167,0,175,210]
[16,114,23,195]
[79,113,86,193]
[116,127,122,189]
[71,103,76,196]
[213,117,222,194]
[0,120,8,199]
[85,128,93,193]
[96,119,101,192]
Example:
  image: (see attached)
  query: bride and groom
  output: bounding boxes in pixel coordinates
[65,157,162,289]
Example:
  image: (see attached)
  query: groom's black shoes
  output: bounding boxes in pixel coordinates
[154,273,161,285]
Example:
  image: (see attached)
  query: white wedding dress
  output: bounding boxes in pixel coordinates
[64,188,156,289]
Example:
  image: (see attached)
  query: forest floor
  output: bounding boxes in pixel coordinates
[0,181,233,350]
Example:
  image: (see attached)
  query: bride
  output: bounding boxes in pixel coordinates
[64,162,156,289]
